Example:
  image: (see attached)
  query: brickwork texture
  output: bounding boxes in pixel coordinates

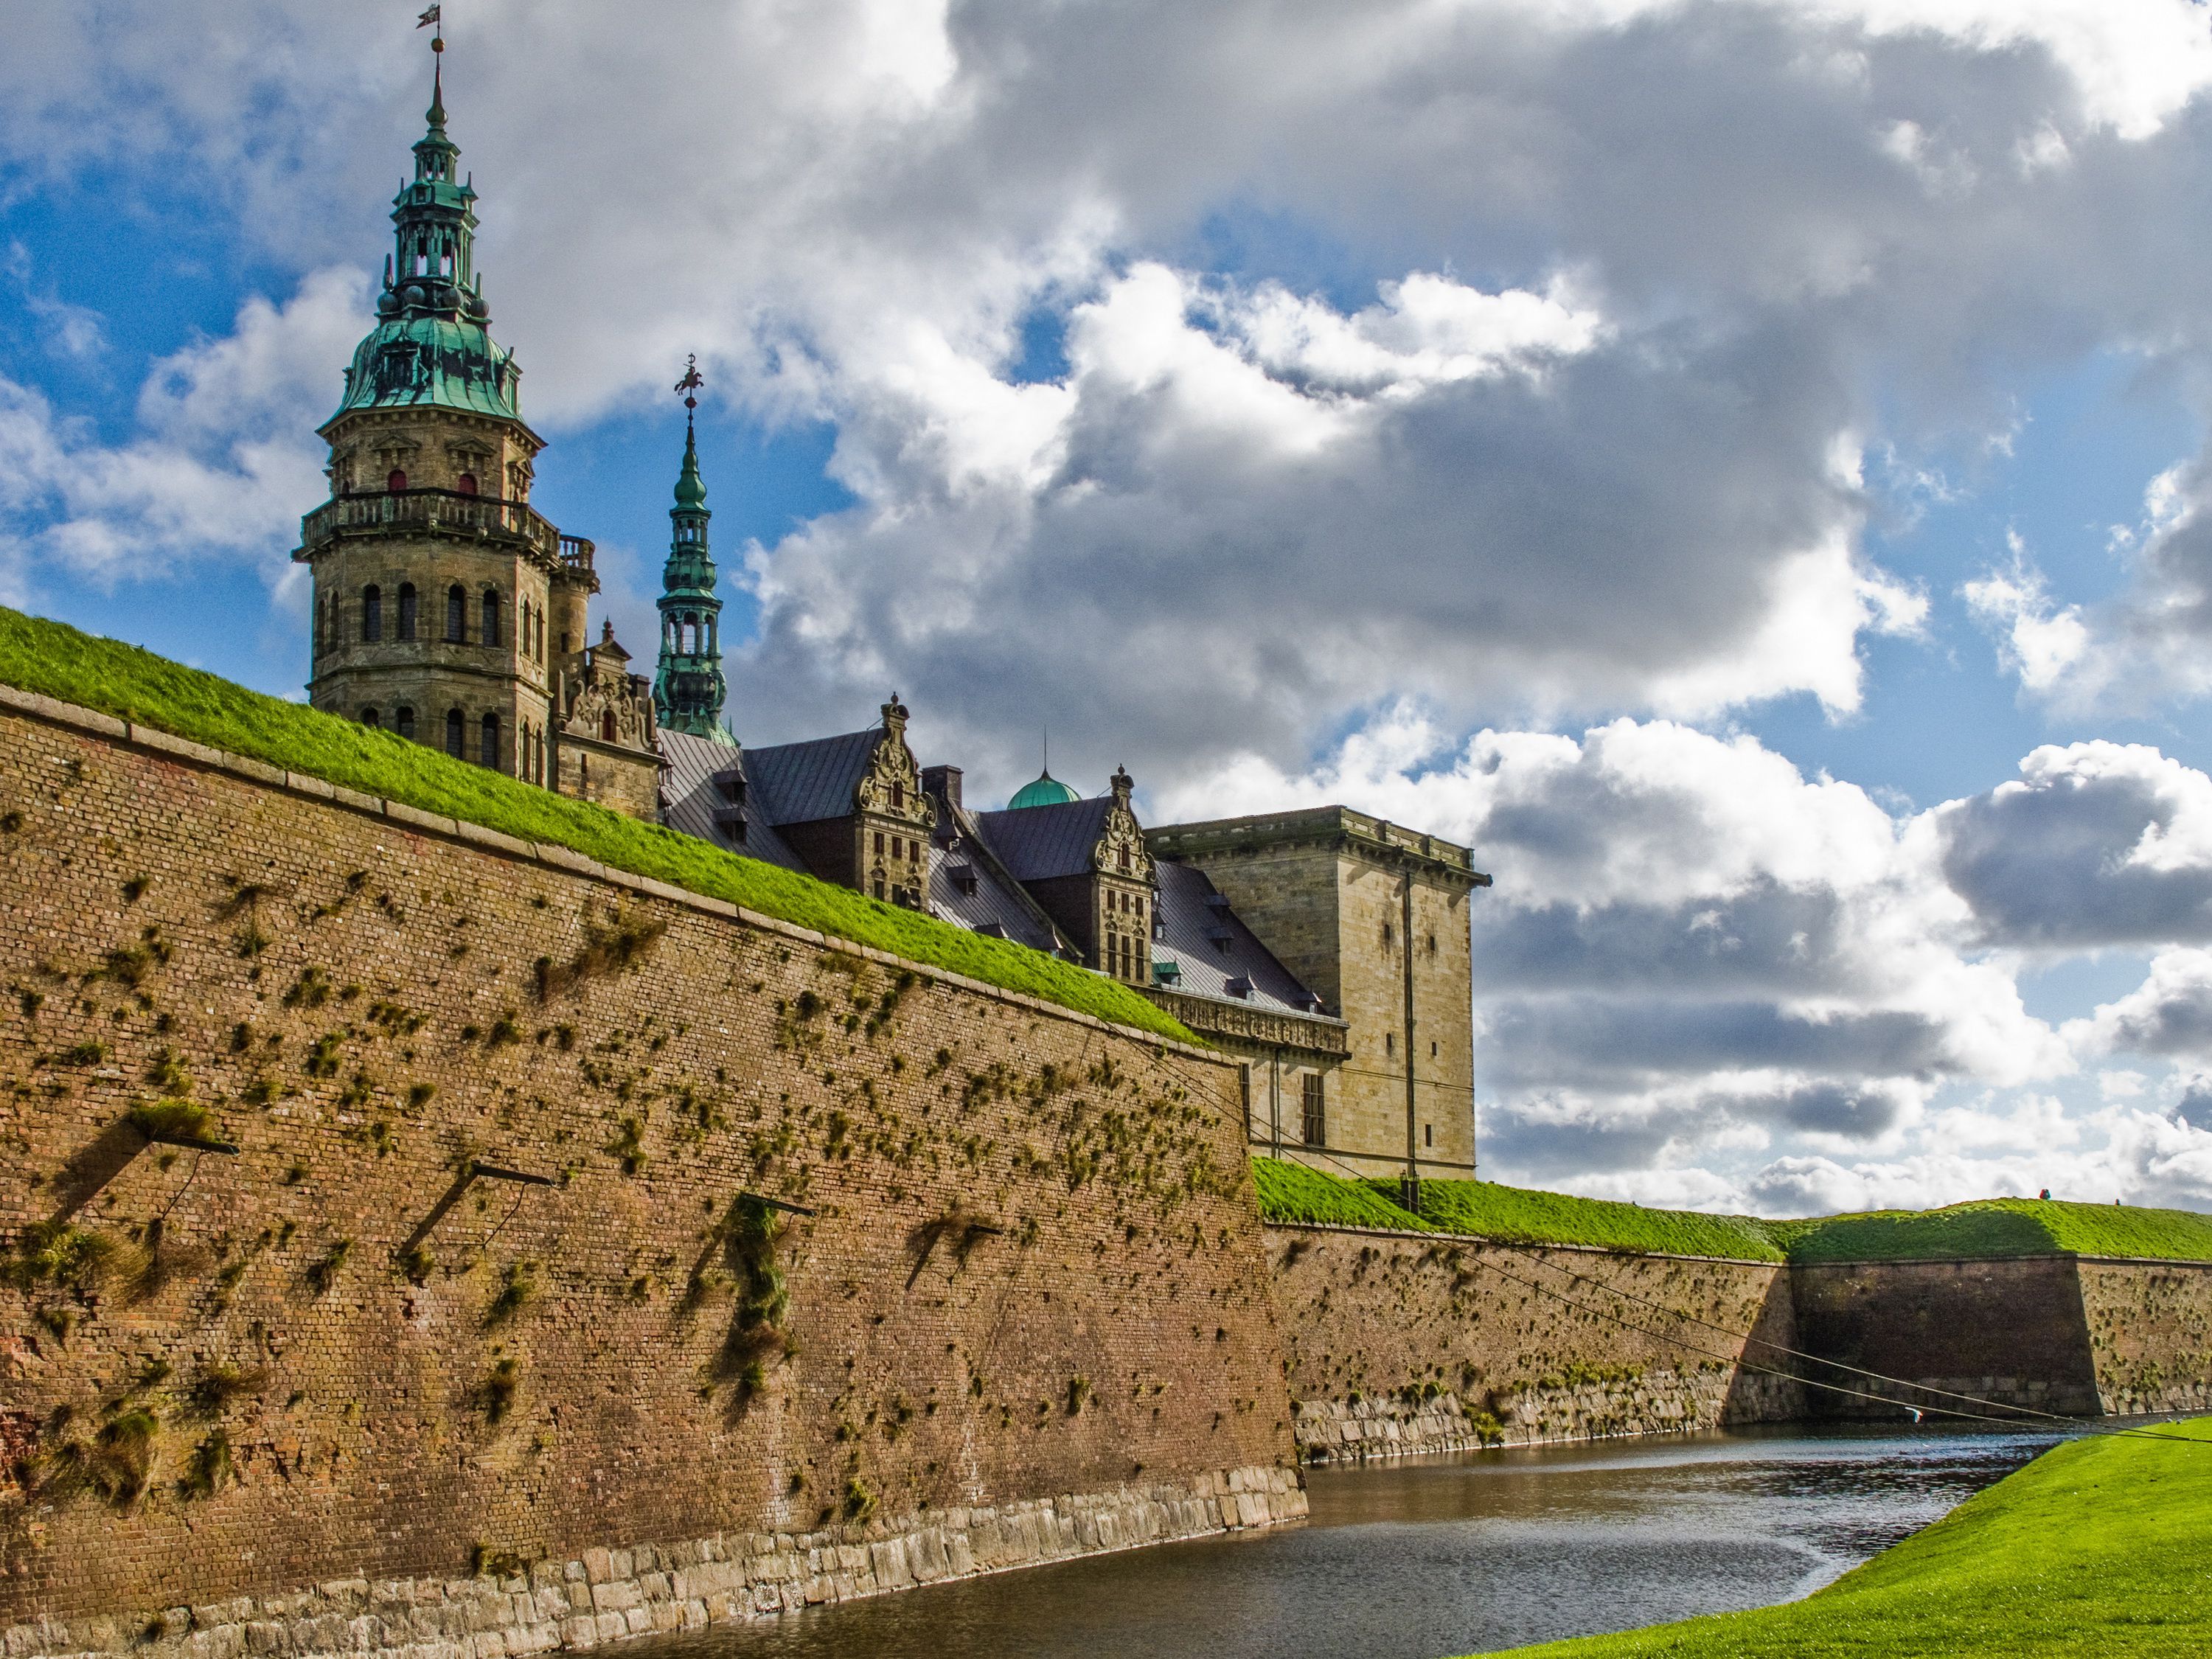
[0,701,1298,1640]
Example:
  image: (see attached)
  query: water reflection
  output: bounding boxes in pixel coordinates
[634,1424,2071,1659]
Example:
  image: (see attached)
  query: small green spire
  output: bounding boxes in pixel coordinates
[655,356,730,742]
[675,421,708,509]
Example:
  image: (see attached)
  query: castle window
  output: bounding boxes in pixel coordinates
[1385,1032,1394,1057]
[481,588,501,647]
[396,706,416,742]
[910,840,921,864]
[456,472,479,496]
[891,780,904,809]
[891,836,902,860]
[445,708,464,758]
[874,832,886,855]
[361,707,380,729]
[1427,933,1437,954]
[397,582,417,640]
[872,874,886,900]
[1382,922,1394,947]
[1134,897,1144,922]
[1301,1074,1326,1148]
[1431,1041,1438,1058]
[361,585,382,642]
[481,712,501,771]
[387,468,407,493]
[446,585,466,642]
[1118,846,1130,872]
[601,711,616,743]
[1425,1123,1433,1148]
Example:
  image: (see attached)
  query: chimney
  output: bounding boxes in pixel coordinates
[923,764,962,813]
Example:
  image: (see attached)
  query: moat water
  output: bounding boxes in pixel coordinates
[635,1422,2076,1659]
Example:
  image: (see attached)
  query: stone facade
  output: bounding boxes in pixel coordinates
[1148,809,1488,1180]
[1265,1224,1803,1461]
[2079,1258,2212,1416]
[0,691,1298,1640]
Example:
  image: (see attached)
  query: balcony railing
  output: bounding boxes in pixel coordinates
[300,488,584,566]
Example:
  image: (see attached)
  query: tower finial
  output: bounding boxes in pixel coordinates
[675,353,704,438]
[418,7,446,127]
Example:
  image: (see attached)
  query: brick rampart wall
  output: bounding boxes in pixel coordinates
[1788,1257,2104,1419]
[2079,1259,2212,1416]
[0,695,1300,1649]
[1265,1225,1801,1459]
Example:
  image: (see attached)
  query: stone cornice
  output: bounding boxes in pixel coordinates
[1147,804,1490,889]
[1141,986,1351,1059]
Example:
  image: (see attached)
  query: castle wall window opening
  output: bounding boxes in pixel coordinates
[397,582,417,641]
[361,585,382,643]
[445,585,465,643]
[600,711,616,743]
[1301,1073,1326,1147]
[396,706,415,742]
[481,588,501,648]
[445,707,464,759]
[361,707,380,729]
[481,712,501,771]
[387,468,407,492]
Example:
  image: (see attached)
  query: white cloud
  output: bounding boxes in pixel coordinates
[0,268,364,588]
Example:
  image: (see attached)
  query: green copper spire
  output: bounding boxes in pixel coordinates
[655,357,731,742]
[331,39,523,423]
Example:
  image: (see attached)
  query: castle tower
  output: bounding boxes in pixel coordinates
[653,359,730,742]
[293,35,660,818]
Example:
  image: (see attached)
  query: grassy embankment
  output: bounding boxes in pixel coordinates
[0,607,1191,1043]
[1251,1163,2212,1265]
[1464,1414,2212,1658]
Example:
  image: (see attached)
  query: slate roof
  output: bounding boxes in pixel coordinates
[657,728,807,874]
[1150,860,1324,1015]
[973,796,1115,882]
[925,787,1071,956]
[741,726,882,827]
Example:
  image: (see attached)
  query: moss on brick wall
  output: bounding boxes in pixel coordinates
[0,704,1291,1625]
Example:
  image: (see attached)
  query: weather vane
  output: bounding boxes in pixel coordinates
[675,354,705,434]
[417,5,443,51]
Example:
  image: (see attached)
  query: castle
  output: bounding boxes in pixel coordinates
[295,55,1489,1186]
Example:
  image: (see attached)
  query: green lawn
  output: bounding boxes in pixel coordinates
[0,607,1191,1043]
[1251,1164,2212,1267]
[1465,1416,2212,1658]
[1250,1158,1429,1231]
[1775,1197,2212,1265]
[1409,1177,1785,1262]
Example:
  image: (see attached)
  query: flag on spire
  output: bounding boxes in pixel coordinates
[417,5,442,27]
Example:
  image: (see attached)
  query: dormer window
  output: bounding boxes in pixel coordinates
[1224,976,1253,1000]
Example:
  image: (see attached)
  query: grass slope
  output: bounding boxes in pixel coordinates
[0,608,1191,1043]
[1249,1159,1427,1231]
[1411,1178,1785,1262]
[1467,1416,2212,1658]
[1779,1198,2212,1265]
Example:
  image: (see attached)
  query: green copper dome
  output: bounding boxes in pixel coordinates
[1007,771,1082,810]
[330,62,523,425]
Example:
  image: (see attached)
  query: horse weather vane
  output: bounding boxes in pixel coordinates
[675,354,705,431]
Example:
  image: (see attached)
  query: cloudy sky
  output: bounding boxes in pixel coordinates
[9,1,2212,1216]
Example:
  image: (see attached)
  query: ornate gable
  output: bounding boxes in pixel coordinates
[1094,766,1155,883]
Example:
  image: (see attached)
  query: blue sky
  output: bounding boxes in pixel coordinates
[12,1,2212,1213]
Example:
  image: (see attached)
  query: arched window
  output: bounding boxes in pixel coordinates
[445,708,465,759]
[397,582,417,641]
[456,471,478,496]
[481,588,501,647]
[446,585,466,643]
[361,708,380,729]
[600,710,616,743]
[396,706,416,742]
[481,712,501,771]
[361,585,382,643]
[386,468,408,493]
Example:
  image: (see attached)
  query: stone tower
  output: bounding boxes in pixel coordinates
[1146,807,1488,1189]
[653,364,730,742]
[293,43,660,818]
